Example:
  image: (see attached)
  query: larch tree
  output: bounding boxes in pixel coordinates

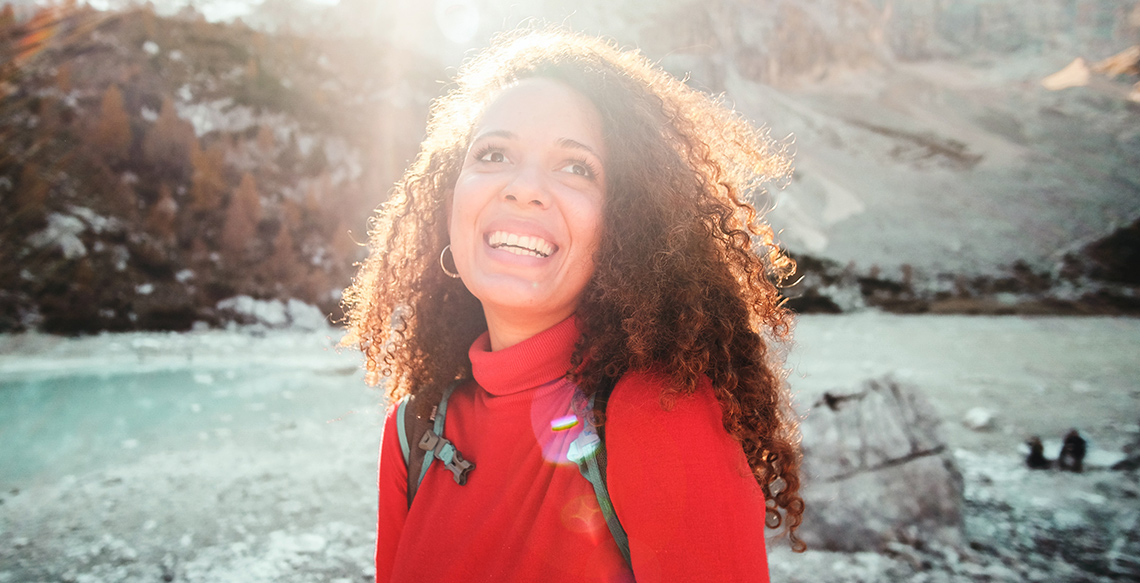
[13,163,49,219]
[268,208,299,281]
[93,84,131,163]
[221,173,262,260]
[56,61,72,93]
[143,96,196,177]
[256,125,275,159]
[0,4,15,29]
[190,140,227,211]
[146,183,178,245]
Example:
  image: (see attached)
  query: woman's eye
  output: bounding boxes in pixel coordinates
[479,150,506,163]
[561,162,594,178]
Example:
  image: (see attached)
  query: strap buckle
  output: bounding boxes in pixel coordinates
[418,429,476,485]
[567,430,600,464]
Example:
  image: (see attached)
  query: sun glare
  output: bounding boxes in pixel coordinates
[434,0,478,44]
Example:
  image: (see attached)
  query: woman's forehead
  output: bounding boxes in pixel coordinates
[471,78,605,155]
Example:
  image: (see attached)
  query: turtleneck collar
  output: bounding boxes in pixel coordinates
[468,316,580,396]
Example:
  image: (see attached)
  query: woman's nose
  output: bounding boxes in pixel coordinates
[501,166,550,209]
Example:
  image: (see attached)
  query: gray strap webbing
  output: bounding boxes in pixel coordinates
[396,397,410,462]
[419,381,460,485]
[400,380,474,503]
[569,390,632,567]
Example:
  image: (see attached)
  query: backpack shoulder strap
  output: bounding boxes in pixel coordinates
[401,380,475,508]
[398,394,431,507]
[568,377,631,567]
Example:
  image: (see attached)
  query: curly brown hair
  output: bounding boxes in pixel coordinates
[341,28,805,550]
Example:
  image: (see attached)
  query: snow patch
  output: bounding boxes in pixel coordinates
[215,296,329,330]
[27,213,87,259]
[286,299,328,331]
[175,99,293,139]
[112,246,130,272]
[963,407,997,431]
[69,206,116,234]
[217,296,288,328]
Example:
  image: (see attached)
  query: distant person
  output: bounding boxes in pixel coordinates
[1025,436,1051,470]
[342,29,803,581]
[1058,429,1087,472]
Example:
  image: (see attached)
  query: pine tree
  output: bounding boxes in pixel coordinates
[190,140,227,211]
[93,84,131,163]
[0,4,15,30]
[256,124,275,154]
[146,183,178,245]
[221,173,262,260]
[303,171,328,209]
[268,218,297,280]
[303,268,332,307]
[13,163,49,218]
[56,62,72,93]
[143,96,196,177]
[278,133,302,171]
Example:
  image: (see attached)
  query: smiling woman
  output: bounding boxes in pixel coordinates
[342,29,803,583]
[450,78,607,350]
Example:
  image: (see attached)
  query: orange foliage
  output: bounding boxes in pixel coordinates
[268,216,298,280]
[1,4,15,29]
[221,173,262,259]
[256,125,275,157]
[14,6,60,66]
[190,141,227,211]
[93,84,131,163]
[303,171,329,213]
[146,183,178,244]
[143,96,196,175]
[56,61,72,93]
[14,163,49,216]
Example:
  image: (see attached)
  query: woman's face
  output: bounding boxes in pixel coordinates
[449,77,606,339]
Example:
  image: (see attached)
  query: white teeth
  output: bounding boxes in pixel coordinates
[487,230,555,257]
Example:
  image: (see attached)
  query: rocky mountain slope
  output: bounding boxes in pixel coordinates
[2,1,1139,333]
[1,3,444,332]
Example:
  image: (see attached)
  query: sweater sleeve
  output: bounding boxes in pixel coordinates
[375,402,409,583]
[605,372,771,583]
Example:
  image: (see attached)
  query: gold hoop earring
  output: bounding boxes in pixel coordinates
[440,245,461,279]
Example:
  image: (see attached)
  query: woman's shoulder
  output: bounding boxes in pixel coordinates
[607,370,724,435]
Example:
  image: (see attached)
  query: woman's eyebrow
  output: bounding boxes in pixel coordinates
[471,130,515,143]
[558,138,602,160]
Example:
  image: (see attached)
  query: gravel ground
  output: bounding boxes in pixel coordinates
[1,314,1138,582]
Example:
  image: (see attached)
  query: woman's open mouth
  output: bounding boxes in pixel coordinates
[487,231,556,258]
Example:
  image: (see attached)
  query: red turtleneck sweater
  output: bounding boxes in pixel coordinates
[375,317,771,582]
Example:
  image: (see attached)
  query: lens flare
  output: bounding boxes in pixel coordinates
[550,414,578,431]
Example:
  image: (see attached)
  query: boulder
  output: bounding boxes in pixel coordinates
[797,376,964,551]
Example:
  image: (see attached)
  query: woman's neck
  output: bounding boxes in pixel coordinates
[481,304,577,351]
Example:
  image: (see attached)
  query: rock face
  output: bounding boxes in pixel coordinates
[798,377,964,551]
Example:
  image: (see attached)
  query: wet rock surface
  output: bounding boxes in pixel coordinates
[798,377,964,552]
